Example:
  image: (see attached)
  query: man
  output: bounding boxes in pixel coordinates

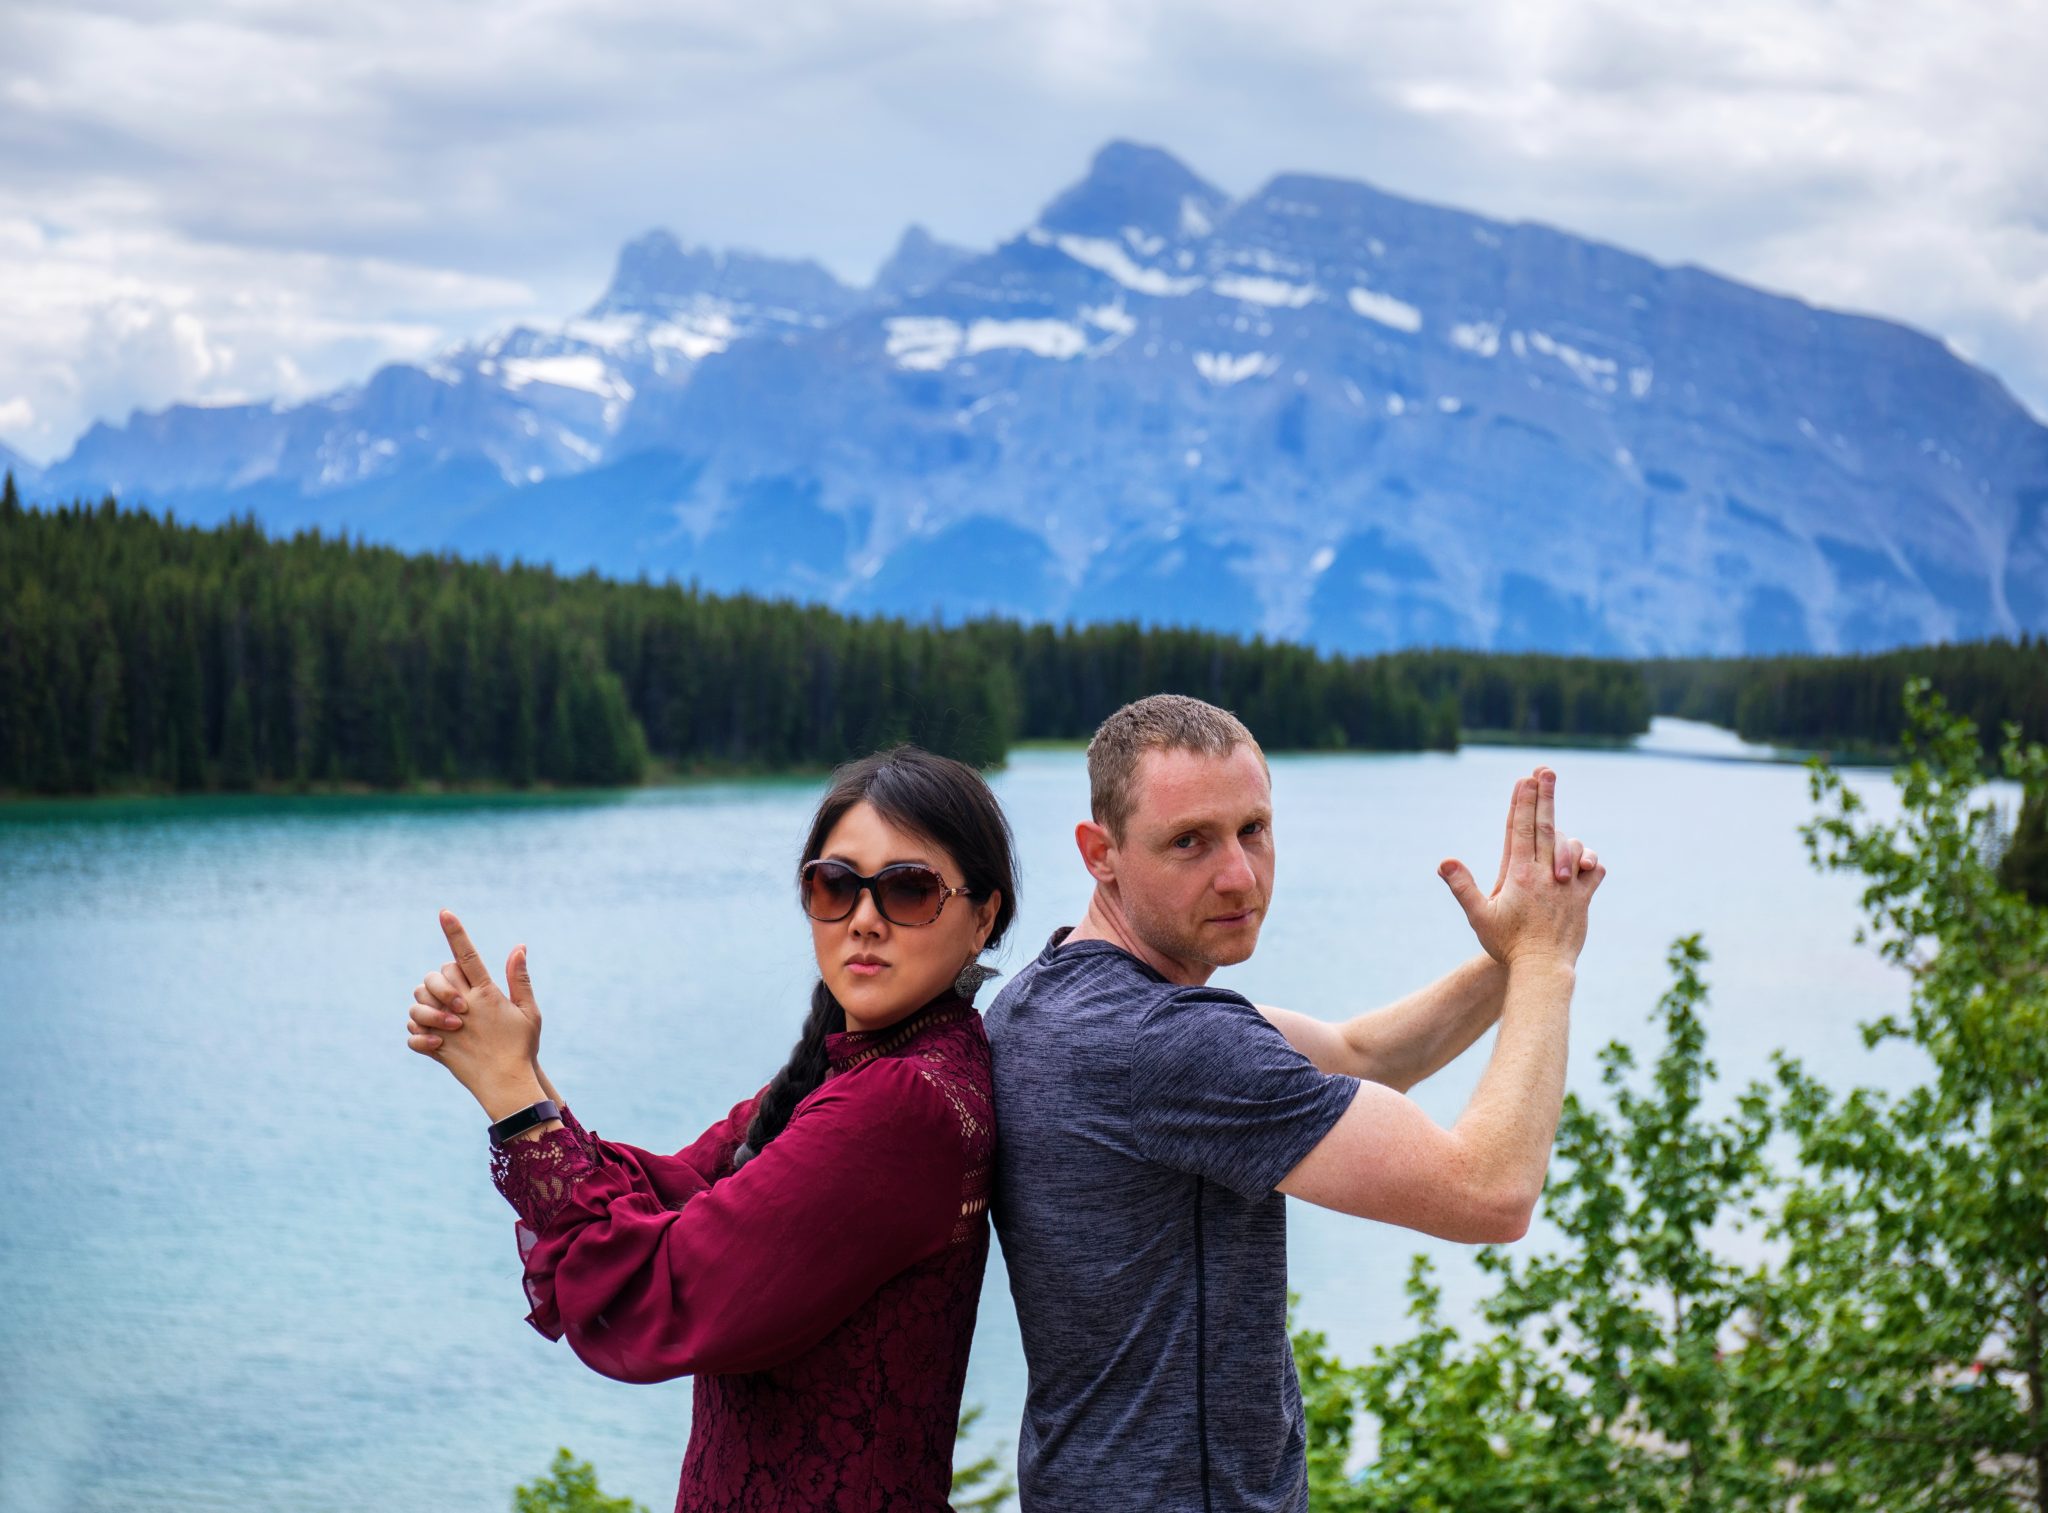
[984,693,1603,1511]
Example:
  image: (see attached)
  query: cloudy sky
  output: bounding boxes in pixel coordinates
[2,0,2043,465]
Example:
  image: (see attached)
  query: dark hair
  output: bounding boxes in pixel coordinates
[732,745,1018,1170]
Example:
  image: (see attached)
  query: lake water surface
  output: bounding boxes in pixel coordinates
[0,722,1939,1511]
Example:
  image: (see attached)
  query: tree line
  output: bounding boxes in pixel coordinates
[0,486,1467,796]
[2,477,2042,797]
[1644,637,2048,754]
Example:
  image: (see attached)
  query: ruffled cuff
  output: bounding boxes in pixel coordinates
[490,1105,612,1341]
[511,1212,565,1340]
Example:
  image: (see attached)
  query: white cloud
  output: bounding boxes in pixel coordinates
[0,215,536,460]
[0,0,2043,462]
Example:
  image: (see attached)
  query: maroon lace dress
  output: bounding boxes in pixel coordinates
[490,993,995,1513]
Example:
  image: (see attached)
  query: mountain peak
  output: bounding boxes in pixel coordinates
[871,223,978,302]
[587,228,862,321]
[1036,139,1229,242]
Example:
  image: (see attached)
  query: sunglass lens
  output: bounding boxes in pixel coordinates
[878,867,943,925]
[803,863,859,920]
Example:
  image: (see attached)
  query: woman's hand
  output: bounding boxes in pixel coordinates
[403,911,543,1098]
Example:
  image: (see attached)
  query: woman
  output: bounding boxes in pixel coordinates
[404,745,1018,1512]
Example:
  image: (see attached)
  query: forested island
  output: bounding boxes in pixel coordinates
[2,477,2043,798]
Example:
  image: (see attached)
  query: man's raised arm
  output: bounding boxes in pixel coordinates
[1275,767,1604,1243]
[1259,953,1504,1091]
[1258,766,1595,1090]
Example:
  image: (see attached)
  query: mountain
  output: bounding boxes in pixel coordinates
[870,225,978,303]
[0,441,39,491]
[38,231,878,549]
[37,140,2048,655]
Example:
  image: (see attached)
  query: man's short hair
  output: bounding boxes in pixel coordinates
[1087,694,1268,842]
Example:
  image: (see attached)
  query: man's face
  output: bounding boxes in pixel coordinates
[1109,743,1275,973]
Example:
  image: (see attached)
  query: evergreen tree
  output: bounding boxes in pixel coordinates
[1996,783,2048,907]
[366,704,408,788]
[288,627,321,787]
[220,678,257,791]
[31,677,69,794]
[84,633,126,790]
[509,669,539,788]
[542,682,576,785]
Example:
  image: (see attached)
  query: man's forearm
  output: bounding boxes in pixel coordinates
[1450,956,1574,1227]
[1343,953,1507,1091]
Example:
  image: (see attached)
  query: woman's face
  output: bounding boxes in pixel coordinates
[808,799,1000,1032]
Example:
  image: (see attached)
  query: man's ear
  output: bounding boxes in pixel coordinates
[1075,819,1117,884]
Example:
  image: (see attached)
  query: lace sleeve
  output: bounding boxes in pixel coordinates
[489,1105,598,1233]
[510,1060,968,1380]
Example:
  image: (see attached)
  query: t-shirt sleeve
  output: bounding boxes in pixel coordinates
[1128,987,1360,1200]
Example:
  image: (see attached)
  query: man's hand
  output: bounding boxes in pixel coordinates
[404,911,542,1095]
[1438,768,1604,968]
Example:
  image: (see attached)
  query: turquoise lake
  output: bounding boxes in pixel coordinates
[0,722,1947,1511]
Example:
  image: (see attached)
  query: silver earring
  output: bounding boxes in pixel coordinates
[953,956,999,999]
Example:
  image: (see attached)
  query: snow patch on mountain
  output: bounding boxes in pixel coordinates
[885,316,964,370]
[1036,229,1205,296]
[1194,350,1279,385]
[1212,274,1320,308]
[1348,285,1423,333]
[885,313,1101,368]
[499,355,633,399]
[966,318,1089,360]
[1525,330,1619,391]
[1082,301,1137,335]
[638,314,737,362]
[1451,321,1501,357]
[558,314,643,352]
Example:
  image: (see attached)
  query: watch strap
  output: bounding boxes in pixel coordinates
[487,1098,561,1149]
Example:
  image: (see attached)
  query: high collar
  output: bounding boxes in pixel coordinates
[825,989,974,1074]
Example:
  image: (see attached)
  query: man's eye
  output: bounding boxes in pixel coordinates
[1173,834,1198,850]
[1241,820,1266,837]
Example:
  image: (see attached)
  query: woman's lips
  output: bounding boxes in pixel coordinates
[846,960,887,977]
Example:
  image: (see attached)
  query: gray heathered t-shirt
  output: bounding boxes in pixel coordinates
[985,927,1361,1512]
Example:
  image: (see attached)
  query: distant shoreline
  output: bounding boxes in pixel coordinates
[0,721,1900,810]
[1460,725,1896,767]
[0,754,841,811]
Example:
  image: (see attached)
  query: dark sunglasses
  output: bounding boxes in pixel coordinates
[800,859,979,927]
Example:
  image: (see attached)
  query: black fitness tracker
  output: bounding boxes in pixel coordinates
[487,1099,561,1148]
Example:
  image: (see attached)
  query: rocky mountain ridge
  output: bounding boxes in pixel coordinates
[31,141,2048,656]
